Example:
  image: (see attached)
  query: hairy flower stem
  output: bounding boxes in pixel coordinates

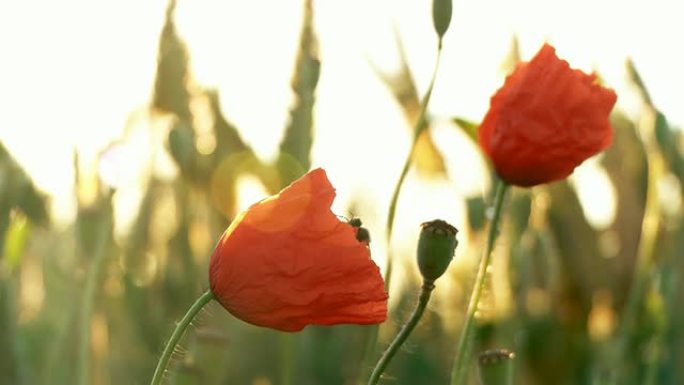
[150,290,214,385]
[450,182,510,385]
[367,281,435,385]
[384,39,443,292]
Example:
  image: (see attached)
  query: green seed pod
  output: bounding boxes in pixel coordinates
[478,349,515,385]
[432,0,453,39]
[416,219,458,282]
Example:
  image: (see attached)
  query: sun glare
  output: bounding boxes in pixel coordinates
[0,0,681,233]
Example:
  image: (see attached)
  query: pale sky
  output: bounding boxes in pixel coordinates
[0,0,681,244]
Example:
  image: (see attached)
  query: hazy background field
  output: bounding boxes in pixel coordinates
[0,0,683,384]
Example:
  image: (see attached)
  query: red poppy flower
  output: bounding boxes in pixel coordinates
[478,43,617,187]
[209,168,388,332]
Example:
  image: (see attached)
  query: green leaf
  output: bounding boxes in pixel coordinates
[370,28,448,177]
[626,59,654,107]
[453,117,479,143]
[3,215,31,273]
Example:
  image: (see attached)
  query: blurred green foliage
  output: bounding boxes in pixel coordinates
[1,2,683,385]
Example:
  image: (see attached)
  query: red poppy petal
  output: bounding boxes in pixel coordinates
[209,168,388,332]
[478,43,617,187]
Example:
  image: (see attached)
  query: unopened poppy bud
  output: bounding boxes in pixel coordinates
[417,219,458,282]
[432,0,452,39]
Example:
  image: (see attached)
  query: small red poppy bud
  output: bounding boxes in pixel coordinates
[478,43,617,187]
[209,168,388,332]
[417,219,458,282]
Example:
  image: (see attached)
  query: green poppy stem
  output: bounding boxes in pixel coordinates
[279,333,295,385]
[385,38,443,292]
[367,281,435,385]
[356,38,444,385]
[150,289,214,385]
[450,182,510,385]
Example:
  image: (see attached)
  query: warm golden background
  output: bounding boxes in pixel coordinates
[0,0,682,384]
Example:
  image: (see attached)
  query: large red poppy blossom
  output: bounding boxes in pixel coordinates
[478,43,617,187]
[209,168,388,332]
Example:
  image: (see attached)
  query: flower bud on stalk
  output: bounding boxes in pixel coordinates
[417,219,458,284]
[432,0,453,39]
[367,219,458,385]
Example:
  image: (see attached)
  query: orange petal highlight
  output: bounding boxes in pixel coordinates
[209,168,388,332]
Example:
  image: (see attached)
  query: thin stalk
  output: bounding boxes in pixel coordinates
[150,289,214,385]
[76,219,112,385]
[356,39,444,385]
[384,39,444,291]
[279,333,295,385]
[367,281,435,385]
[357,324,380,384]
[450,182,510,385]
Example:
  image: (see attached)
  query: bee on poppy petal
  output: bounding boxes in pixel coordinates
[347,217,371,244]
